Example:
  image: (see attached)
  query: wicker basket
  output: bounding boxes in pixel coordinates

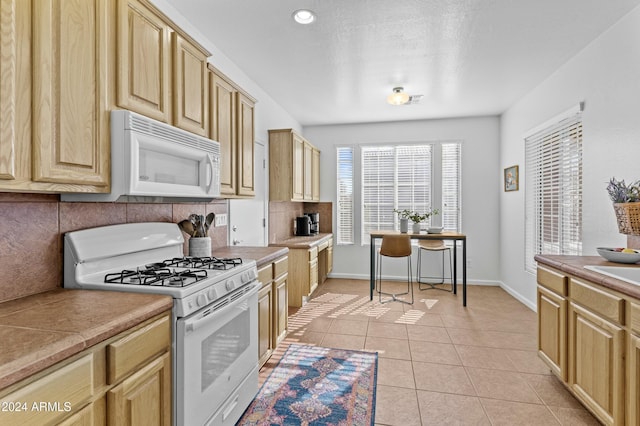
[613,202,640,235]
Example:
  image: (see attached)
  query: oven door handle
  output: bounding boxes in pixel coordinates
[183,282,259,334]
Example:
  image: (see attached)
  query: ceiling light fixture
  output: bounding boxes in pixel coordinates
[292,9,316,24]
[387,87,410,105]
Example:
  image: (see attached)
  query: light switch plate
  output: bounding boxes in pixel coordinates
[215,213,227,227]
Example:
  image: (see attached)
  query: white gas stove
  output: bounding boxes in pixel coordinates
[63,222,260,426]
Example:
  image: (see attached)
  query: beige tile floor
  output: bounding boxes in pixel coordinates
[258,278,601,426]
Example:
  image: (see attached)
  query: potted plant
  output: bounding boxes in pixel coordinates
[394,208,412,233]
[607,177,640,235]
[407,208,439,234]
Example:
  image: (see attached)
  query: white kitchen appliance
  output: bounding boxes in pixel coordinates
[64,222,259,426]
[62,110,221,202]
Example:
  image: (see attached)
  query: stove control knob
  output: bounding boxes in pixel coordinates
[207,288,216,301]
[241,272,249,282]
[196,294,207,307]
[226,280,235,291]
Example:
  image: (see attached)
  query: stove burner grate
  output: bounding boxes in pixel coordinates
[151,256,243,270]
[104,268,208,287]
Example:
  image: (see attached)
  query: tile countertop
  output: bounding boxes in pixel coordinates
[212,246,289,267]
[535,254,640,300]
[0,289,172,391]
[269,233,333,249]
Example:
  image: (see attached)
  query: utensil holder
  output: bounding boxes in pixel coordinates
[189,237,211,257]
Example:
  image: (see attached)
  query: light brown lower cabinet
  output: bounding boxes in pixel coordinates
[537,264,639,425]
[257,255,289,367]
[0,312,171,426]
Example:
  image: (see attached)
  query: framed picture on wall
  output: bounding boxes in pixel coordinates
[504,165,519,192]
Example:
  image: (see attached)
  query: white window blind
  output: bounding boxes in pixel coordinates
[336,147,354,245]
[442,143,461,232]
[361,145,433,242]
[525,111,583,273]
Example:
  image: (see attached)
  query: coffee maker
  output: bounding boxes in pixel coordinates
[305,213,319,234]
[295,216,311,236]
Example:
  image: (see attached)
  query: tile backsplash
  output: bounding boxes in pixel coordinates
[0,193,228,303]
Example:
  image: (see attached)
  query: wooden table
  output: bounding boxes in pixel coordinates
[369,230,468,306]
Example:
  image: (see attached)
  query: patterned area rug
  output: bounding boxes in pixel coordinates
[237,344,377,425]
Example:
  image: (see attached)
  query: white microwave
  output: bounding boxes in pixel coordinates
[63,110,220,202]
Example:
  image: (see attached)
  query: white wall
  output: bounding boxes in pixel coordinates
[304,116,501,284]
[500,5,640,308]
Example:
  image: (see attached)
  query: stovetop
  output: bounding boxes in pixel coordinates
[63,223,259,318]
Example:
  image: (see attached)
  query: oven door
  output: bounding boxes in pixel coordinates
[176,282,259,426]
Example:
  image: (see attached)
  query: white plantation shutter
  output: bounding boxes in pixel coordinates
[525,107,583,273]
[336,147,354,244]
[396,145,432,219]
[442,143,461,232]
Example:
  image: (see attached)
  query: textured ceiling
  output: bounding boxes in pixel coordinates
[170,0,640,126]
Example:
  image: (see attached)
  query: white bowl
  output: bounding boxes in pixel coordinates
[596,247,640,264]
[427,227,443,234]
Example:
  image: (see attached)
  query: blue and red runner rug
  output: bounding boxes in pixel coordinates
[237,344,377,425]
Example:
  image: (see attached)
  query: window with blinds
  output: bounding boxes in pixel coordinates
[335,142,462,246]
[524,108,583,273]
[336,147,354,244]
[361,145,433,242]
[442,143,462,232]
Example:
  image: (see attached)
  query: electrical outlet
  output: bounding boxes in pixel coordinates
[466,259,472,269]
[214,213,227,227]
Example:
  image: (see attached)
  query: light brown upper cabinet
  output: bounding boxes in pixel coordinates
[269,129,320,202]
[0,0,110,193]
[209,65,256,198]
[116,0,209,136]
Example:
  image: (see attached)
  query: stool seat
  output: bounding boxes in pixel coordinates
[417,238,452,292]
[376,234,413,305]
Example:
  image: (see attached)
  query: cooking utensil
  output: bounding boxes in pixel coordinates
[178,220,196,237]
[204,213,215,234]
[198,214,206,237]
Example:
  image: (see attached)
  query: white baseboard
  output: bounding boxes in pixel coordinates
[497,281,536,312]
[326,273,537,312]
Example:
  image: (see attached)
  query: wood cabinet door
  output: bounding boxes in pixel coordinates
[312,147,320,201]
[291,134,304,201]
[273,274,288,347]
[568,302,624,425]
[211,72,237,196]
[303,141,313,200]
[107,352,171,426]
[236,92,255,197]
[630,334,640,426]
[537,286,567,380]
[258,283,274,367]
[327,245,333,274]
[116,0,171,124]
[173,33,208,136]
[309,258,318,296]
[0,0,17,181]
[32,0,109,187]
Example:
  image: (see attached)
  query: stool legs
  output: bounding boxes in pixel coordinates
[376,252,414,305]
[417,247,453,292]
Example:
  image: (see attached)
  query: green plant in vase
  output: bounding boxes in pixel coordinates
[394,208,412,233]
[408,208,439,233]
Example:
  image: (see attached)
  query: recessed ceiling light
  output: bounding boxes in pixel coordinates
[292,9,316,25]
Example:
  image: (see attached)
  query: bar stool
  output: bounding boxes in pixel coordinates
[376,234,414,304]
[416,239,453,292]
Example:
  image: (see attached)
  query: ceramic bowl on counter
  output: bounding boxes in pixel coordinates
[596,247,640,264]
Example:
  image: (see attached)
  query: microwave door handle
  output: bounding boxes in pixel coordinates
[206,155,214,193]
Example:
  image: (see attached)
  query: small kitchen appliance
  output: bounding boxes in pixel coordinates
[64,222,259,426]
[305,212,319,234]
[62,110,221,203]
[295,216,312,236]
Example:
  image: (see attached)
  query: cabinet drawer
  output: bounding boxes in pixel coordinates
[258,264,272,285]
[537,266,567,296]
[0,354,94,426]
[317,240,329,251]
[107,314,171,384]
[273,256,288,278]
[570,278,624,325]
[309,247,318,261]
[631,301,640,335]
